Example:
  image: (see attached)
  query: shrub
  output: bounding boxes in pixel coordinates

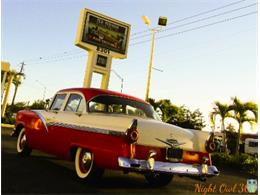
[242,155,258,175]
[2,102,28,124]
[211,152,257,176]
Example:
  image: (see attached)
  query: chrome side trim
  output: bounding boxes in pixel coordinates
[118,157,219,176]
[31,110,48,132]
[47,122,125,137]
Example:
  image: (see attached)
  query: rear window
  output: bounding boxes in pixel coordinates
[88,95,160,120]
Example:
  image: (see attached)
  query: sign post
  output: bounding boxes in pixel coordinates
[75,8,130,89]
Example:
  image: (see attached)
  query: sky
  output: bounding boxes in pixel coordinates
[1,0,258,132]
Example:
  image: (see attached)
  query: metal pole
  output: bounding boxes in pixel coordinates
[120,78,123,93]
[145,30,155,101]
[36,80,46,100]
[111,69,124,93]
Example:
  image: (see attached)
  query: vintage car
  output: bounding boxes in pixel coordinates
[13,88,219,186]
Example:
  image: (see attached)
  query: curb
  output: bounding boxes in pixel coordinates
[1,124,15,128]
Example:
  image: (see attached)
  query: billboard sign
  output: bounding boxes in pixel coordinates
[75,9,131,59]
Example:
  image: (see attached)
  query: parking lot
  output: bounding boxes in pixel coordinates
[2,127,256,194]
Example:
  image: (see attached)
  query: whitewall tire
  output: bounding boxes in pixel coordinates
[16,128,32,156]
[75,147,94,179]
[74,147,104,182]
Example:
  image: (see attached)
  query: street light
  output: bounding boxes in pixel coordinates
[35,80,47,100]
[111,69,124,93]
[142,15,167,101]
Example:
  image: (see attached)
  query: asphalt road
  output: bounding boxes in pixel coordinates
[2,127,257,195]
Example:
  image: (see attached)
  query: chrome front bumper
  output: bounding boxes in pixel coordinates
[118,157,219,177]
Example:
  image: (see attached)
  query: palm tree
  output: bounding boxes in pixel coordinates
[209,111,216,133]
[229,97,258,154]
[11,72,25,106]
[210,101,231,153]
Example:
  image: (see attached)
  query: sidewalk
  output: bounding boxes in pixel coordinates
[1,124,14,128]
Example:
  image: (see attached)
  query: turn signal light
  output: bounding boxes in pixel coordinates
[183,151,200,162]
[125,119,139,143]
[31,118,42,130]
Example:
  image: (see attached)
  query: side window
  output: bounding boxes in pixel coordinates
[64,94,82,112]
[50,94,66,111]
[88,101,106,112]
[249,141,258,147]
[126,105,146,117]
[108,104,124,113]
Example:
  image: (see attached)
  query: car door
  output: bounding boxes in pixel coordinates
[46,92,86,158]
[25,93,68,152]
[34,92,68,154]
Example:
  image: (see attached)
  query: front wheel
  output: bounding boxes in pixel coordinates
[74,147,104,182]
[16,128,32,156]
[145,173,173,187]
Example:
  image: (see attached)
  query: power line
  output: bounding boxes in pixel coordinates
[131,0,249,36]
[27,11,257,65]
[130,11,257,46]
[113,26,256,69]
[28,11,256,65]
[22,2,256,65]
[131,3,257,40]
[22,0,253,63]
[27,53,86,65]
[24,50,84,63]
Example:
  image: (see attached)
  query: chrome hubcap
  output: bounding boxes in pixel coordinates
[80,151,92,174]
[82,152,91,163]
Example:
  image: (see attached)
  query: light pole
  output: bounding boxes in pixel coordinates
[142,16,167,101]
[111,69,124,93]
[35,80,47,100]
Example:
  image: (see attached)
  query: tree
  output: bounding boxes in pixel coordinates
[11,72,25,105]
[229,97,258,154]
[30,100,47,109]
[2,102,28,124]
[225,124,237,154]
[171,106,205,130]
[209,101,231,153]
[157,99,179,123]
[148,98,205,130]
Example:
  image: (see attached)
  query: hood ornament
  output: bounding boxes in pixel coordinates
[156,138,185,148]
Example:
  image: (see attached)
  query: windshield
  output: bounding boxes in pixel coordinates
[88,95,161,120]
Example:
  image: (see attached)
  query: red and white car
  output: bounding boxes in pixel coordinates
[13,88,218,186]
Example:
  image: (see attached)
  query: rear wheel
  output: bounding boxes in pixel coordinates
[145,173,173,187]
[16,128,32,156]
[74,147,104,182]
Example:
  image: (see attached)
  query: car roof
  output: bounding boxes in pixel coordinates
[58,88,148,104]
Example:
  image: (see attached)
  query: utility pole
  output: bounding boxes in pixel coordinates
[142,16,167,102]
[145,30,155,102]
[11,62,25,105]
[19,62,25,74]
